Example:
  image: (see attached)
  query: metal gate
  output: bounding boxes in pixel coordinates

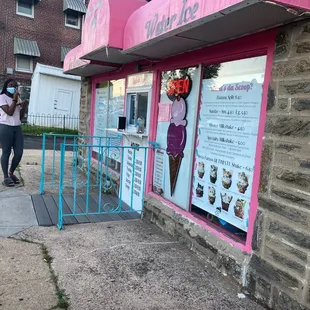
[56,141,158,229]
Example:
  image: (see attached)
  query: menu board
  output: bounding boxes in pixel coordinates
[192,58,266,232]
[121,140,147,212]
[153,149,165,195]
[93,87,109,153]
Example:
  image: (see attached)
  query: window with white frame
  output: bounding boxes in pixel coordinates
[16,0,34,18]
[16,56,33,73]
[65,11,80,29]
[127,92,149,130]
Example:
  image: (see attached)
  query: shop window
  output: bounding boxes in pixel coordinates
[127,93,148,128]
[92,79,125,173]
[191,56,267,243]
[65,11,80,29]
[15,56,33,73]
[17,0,34,18]
[152,67,200,210]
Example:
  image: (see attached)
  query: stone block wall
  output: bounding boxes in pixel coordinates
[250,20,310,310]
[79,77,92,139]
[78,77,92,161]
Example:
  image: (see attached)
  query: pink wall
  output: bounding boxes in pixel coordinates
[89,29,277,253]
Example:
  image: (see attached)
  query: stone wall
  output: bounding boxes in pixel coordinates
[79,77,92,139]
[250,20,310,310]
[143,20,310,310]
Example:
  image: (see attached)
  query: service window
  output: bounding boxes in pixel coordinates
[127,92,148,128]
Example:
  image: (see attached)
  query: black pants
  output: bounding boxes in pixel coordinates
[0,124,24,178]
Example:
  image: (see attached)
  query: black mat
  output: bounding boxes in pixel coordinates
[31,194,140,227]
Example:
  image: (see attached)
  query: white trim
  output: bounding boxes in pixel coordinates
[16,0,34,18]
[15,55,33,73]
[65,12,81,29]
[125,89,152,136]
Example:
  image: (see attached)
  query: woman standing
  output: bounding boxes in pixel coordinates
[0,79,28,187]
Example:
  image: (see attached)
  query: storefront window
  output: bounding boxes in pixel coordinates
[191,56,267,242]
[125,73,153,133]
[93,79,125,172]
[107,79,126,129]
[153,66,201,210]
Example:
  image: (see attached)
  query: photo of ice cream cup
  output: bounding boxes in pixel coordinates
[208,186,216,205]
[196,183,204,198]
[198,162,205,179]
[222,169,233,189]
[234,199,246,219]
[210,165,218,184]
[220,193,233,212]
[237,172,249,194]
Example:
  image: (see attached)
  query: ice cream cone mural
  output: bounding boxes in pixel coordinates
[166,75,192,196]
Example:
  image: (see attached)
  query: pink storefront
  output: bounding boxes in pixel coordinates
[64,0,310,308]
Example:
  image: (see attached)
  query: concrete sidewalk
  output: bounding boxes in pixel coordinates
[0,237,59,310]
[0,187,37,237]
[16,221,265,310]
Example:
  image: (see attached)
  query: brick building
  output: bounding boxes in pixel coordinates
[0,0,89,93]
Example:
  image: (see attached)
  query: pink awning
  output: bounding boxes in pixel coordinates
[64,0,146,75]
[64,45,118,76]
[80,0,145,61]
[123,0,310,58]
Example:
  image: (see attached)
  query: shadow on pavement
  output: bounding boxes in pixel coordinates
[23,135,75,150]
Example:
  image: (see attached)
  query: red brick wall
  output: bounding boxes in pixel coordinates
[0,0,89,87]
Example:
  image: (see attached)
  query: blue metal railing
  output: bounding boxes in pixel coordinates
[57,142,158,230]
[39,133,122,194]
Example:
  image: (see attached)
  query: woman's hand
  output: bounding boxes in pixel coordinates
[13,91,20,101]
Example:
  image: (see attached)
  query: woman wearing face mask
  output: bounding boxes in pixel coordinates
[0,79,28,187]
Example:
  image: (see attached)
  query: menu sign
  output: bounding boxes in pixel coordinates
[192,76,264,232]
[93,87,109,153]
[153,149,165,195]
[121,142,146,212]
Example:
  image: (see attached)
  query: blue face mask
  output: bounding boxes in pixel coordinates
[6,87,16,95]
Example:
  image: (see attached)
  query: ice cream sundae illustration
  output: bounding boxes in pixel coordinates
[237,172,249,194]
[208,186,216,205]
[196,183,204,198]
[166,75,192,196]
[220,193,233,212]
[234,199,246,219]
[210,165,218,183]
[222,169,233,189]
[198,162,205,179]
